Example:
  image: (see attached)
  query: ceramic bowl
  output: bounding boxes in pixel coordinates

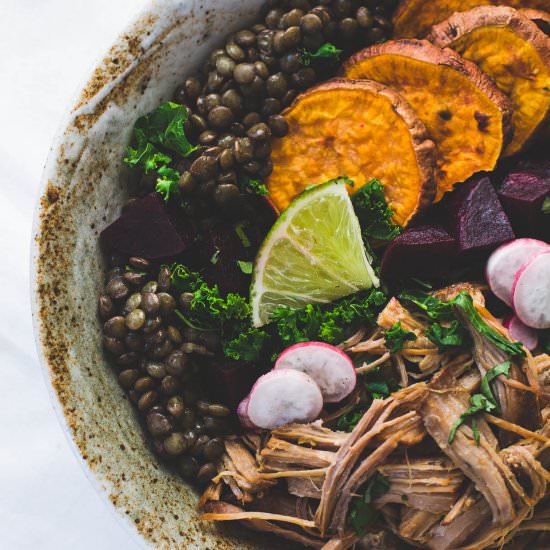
[31,1,289,547]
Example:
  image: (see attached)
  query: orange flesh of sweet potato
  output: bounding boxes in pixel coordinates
[428,7,550,157]
[266,79,436,227]
[344,41,512,201]
[393,0,550,39]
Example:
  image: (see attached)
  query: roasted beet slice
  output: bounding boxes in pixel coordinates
[498,171,550,240]
[446,176,515,257]
[100,193,192,259]
[381,224,457,284]
[204,360,267,408]
[197,196,277,295]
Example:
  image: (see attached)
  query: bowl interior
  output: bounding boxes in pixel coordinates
[32,1,294,547]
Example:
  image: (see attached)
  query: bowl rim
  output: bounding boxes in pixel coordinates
[30,2,164,547]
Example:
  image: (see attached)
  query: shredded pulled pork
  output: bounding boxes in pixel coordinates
[199,284,549,550]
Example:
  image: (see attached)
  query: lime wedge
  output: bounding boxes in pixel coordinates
[251,180,379,327]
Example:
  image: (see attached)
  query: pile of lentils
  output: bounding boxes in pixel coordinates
[100,256,230,484]
[108,0,396,485]
[135,0,395,224]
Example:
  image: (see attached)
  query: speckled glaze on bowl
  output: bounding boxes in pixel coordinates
[31,1,292,548]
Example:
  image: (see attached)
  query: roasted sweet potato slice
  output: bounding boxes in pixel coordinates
[428,6,550,157]
[393,0,550,39]
[520,9,550,35]
[343,40,513,201]
[267,79,436,227]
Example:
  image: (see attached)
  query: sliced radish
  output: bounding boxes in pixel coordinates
[503,315,538,351]
[274,341,356,403]
[512,250,550,329]
[486,238,549,306]
[247,369,323,430]
[237,396,257,431]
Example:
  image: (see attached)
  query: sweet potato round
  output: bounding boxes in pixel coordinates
[343,40,513,201]
[266,79,436,227]
[519,8,550,34]
[428,6,550,157]
[393,0,550,39]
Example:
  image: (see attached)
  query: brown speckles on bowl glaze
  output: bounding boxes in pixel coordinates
[31,1,291,548]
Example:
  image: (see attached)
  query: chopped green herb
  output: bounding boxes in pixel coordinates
[365,379,399,399]
[336,409,366,432]
[448,361,511,444]
[210,249,221,265]
[351,179,401,242]
[155,165,180,201]
[223,326,272,362]
[398,291,454,321]
[123,102,197,202]
[452,293,526,358]
[426,320,468,352]
[410,277,433,291]
[124,136,171,172]
[235,222,251,248]
[479,361,511,413]
[448,393,497,444]
[299,43,343,66]
[384,321,417,353]
[272,289,387,346]
[133,102,197,157]
[542,196,550,214]
[243,178,269,197]
[349,473,390,535]
[169,263,204,293]
[237,260,253,275]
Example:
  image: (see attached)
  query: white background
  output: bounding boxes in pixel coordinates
[0,1,148,548]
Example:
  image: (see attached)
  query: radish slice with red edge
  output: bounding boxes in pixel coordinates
[237,396,257,431]
[274,341,356,403]
[503,315,539,351]
[247,369,323,430]
[486,238,549,306]
[512,250,550,329]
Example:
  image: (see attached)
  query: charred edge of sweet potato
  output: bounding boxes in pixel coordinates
[427,7,550,152]
[519,8,550,34]
[343,39,514,148]
[279,78,437,226]
[427,6,550,59]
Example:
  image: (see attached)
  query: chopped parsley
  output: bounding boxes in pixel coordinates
[349,473,390,534]
[123,102,197,202]
[299,42,343,66]
[243,177,269,197]
[235,222,251,248]
[272,289,387,346]
[237,260,253,274]
[337,409,366,432]
[448,361,511,444]
[365,379,400,400]
[384,321,417,353]
[352,179,401,242]
[168,263,387,363]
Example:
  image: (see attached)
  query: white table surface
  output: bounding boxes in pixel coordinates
[0,1,149,548]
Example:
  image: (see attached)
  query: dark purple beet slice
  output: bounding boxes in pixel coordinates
[198,196,277,295]
[200,224,252,295]
[446,176,515,257]
[100,193,192,259]
[498,171,550,240]
[204,360,266,408]
[381,224,457,284]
